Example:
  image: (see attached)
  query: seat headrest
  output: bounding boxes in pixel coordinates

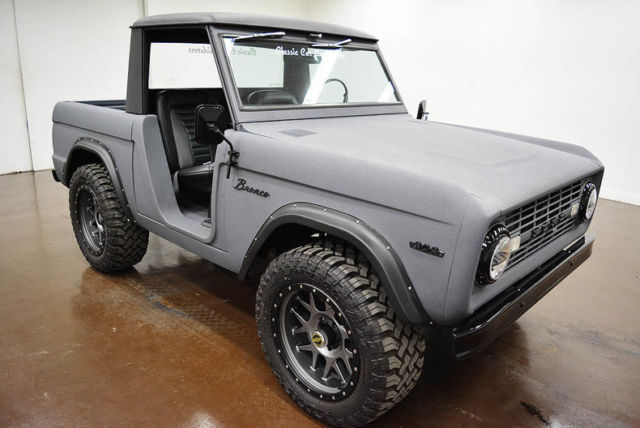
[247,89,299,106]
[156,89,213,108]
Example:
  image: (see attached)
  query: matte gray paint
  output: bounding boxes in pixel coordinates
[63,139,133,219]
[239,202,429,323]
[451,231,595,358]
[226,115,602,324]
[52,102,603,325]
[131,115,224,243]
[51,17,604,326]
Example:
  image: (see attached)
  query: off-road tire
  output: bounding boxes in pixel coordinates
[256,239,425,427]
[69,163,148,272]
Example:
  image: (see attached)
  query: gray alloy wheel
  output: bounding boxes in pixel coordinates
[277,282,360,399]
[256,239,425,427]
[69,163,148,273]
[77,188,105,253]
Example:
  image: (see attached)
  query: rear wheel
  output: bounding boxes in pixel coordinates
[256,239,425,427]
[69,163,148,272]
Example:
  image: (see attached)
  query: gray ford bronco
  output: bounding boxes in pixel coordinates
[51,12,604,426]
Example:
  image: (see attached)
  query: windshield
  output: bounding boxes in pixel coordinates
[222,37,400,108]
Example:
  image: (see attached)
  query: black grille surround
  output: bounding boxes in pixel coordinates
[503,178,589,272]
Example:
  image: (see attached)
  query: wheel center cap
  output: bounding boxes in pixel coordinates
[311,330,327,348]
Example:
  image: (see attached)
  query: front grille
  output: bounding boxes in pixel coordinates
[504,179,585,271]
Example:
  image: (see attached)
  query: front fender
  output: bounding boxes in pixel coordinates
[239,203,431,325]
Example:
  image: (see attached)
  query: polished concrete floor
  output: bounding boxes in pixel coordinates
[1,170,639,427]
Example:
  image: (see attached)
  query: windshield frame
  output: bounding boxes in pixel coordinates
[208,25,407,123]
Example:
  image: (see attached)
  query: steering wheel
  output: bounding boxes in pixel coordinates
[324,78,349,103]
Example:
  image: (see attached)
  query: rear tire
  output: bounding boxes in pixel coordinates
[69,163,148,272]
[256,239,425,427]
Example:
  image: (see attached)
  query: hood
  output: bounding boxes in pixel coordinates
[236,114,603,223]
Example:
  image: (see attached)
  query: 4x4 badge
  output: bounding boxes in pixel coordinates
[409,241,445,258]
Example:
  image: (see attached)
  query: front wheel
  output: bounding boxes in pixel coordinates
[256,240,425,427]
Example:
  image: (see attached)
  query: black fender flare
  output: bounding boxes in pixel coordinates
[63,137,133,218]
[239,203,430,325]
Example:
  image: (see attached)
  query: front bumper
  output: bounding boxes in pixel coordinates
[449,232,594,359]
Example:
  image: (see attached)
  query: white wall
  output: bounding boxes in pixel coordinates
[2,0,639,205]
[12,0,142,171]
[307,0,640,205]
[0,0,31,175]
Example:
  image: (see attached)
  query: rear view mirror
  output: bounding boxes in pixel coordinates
[416,100,429,120]
[195,104,226,146]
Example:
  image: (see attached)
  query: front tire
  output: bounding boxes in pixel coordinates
[69,163,148,272]
[256,240,425,427]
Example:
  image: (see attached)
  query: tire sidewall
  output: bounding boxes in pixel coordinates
[69,167,107,266]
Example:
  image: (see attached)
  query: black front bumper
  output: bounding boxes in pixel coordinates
[449,233,594,359]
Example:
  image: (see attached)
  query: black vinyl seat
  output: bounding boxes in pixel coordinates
[156,89,217,197]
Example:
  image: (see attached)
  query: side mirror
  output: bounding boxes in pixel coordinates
[416,100,429,120]
[195,104,226,146]
[195,104,240,179]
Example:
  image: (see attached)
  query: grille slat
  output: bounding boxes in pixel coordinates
[504,180,585,271]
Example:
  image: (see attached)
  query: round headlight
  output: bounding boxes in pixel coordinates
[580,182,598,221]
[489,236,512,280]
[477,225,512,285]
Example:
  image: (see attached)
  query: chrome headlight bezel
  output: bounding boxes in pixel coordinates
[477,225,512,285]
[580,182,598,221]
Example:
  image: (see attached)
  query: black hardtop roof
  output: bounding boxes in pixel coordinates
[132,12,377,41]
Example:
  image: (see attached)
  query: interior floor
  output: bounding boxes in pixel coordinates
[1,170,638,427]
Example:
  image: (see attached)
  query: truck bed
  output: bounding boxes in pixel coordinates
[51,100,138,189]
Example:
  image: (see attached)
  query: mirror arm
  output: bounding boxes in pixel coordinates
[208,124,240,179]
[417,100,429,120]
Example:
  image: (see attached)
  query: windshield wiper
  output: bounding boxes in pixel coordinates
[233,31,286,42]
[311,38,352,48]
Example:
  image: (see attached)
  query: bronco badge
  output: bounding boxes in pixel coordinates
[234,178,270,198]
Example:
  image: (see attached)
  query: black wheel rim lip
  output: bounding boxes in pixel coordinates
[271,282,360,402]
[77,187,105,254]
